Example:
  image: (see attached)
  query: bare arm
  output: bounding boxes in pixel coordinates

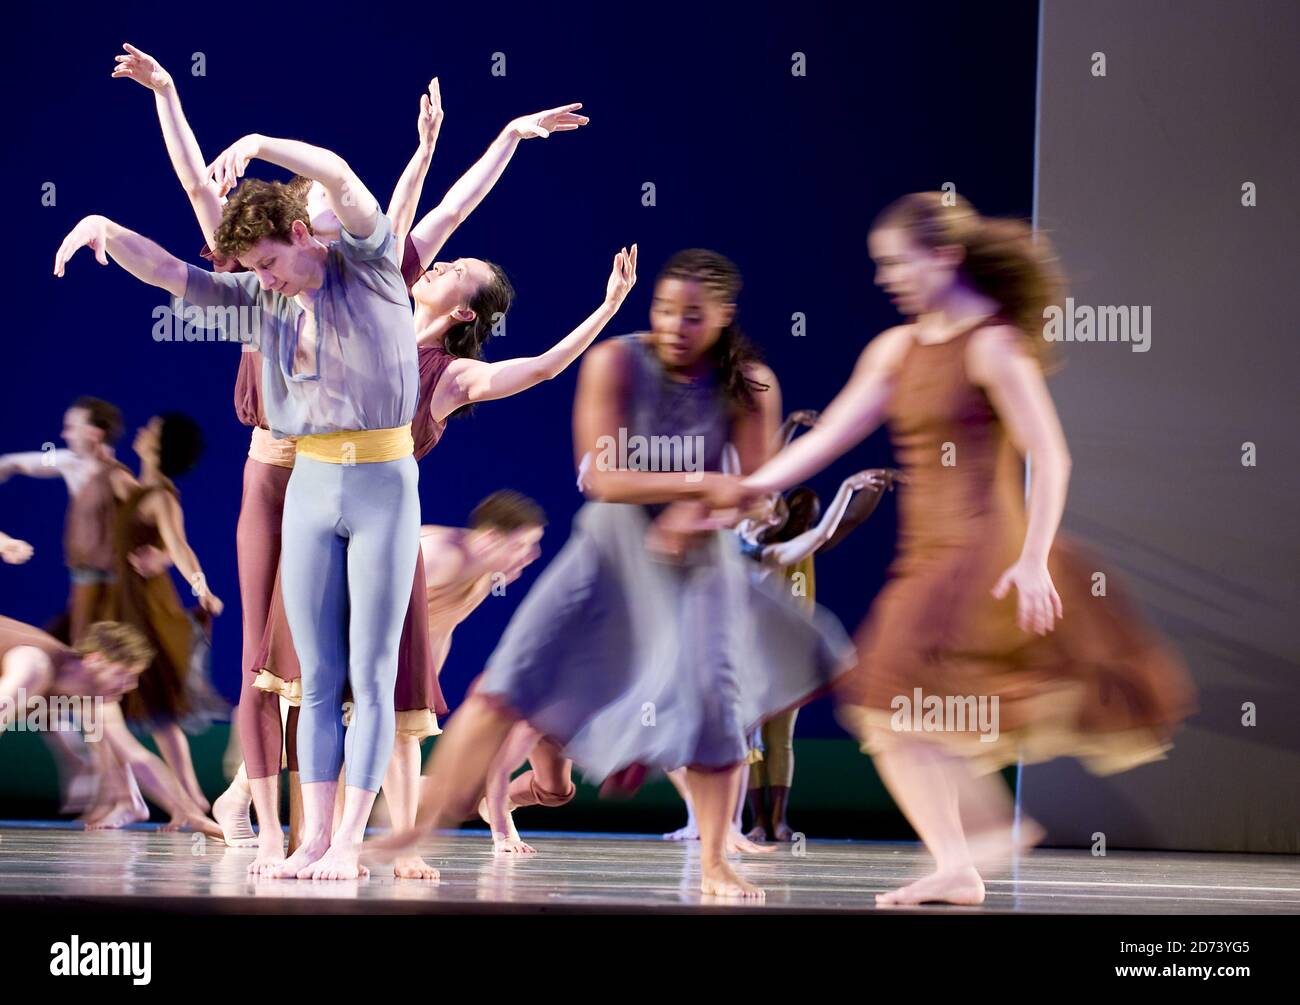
[407,103,588,268]
[0,449,74,480]
[761,476,859,567]
[209,134,379,236]
[113,44,224,246]
[968,326,1072,566]
[743,327,912,494]
[387,78,443,245]
[432,246,636,419]
[142,491,223,615]
[53,216,189,297]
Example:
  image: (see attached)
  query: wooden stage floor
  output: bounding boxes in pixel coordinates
[2,822,1296,915]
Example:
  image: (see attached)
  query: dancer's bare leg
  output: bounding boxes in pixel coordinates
[688,764,764,899]
[152,723,209,813]
[368,694,515,861]
[94,704,221,837]
[287,771,303,854]
[662,767,699,841]
[383,733,438,878]
[213,762,259,848]
[724,765,773,856]
[286,782,377,880]
[871,738,985,906]
[478,722,539,854]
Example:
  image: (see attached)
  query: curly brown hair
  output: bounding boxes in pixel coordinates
[214,178,313,259]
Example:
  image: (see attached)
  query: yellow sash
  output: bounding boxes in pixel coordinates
[295,424,414,464]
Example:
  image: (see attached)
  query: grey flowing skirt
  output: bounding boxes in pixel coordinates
[475,502,855,785]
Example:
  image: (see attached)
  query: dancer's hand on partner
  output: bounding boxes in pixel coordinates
[605,245,638,308]
[418,77,444,150]
[54,216,111,276]
[507,103,588,140]
[112,43,173,91]
[198,591,224,617]
[700,474,764,513]
[207,135,262,198]
[992,558,1063,636]
[787,409,820,428]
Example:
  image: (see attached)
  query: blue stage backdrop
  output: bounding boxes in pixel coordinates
[1,2,1038,739]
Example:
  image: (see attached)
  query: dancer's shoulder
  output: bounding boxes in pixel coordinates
[858,325,916,375]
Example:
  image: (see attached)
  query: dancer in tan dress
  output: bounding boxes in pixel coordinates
[741,192,1195,905]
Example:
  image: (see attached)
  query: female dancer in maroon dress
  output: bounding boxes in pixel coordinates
[741,193,1195,905]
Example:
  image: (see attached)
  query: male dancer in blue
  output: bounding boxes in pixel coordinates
[55,135,418,879]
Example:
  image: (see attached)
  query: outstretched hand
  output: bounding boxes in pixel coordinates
[54,216,110,276]
[508,102,588,140]
[418,77,444,148]
[605,244,638,307]
[112,43,173,91]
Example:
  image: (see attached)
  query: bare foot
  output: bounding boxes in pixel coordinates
[771,820,796,842]
[876,866,986,906]
[299,841,370,881]
[394,855,440,880]
[213,783,258,847]
[84,799,148,830]
[725,828,776,855]
[663,822,699,841]
[744,824,769,843]
[249,828,286,877]
[700,860,765,900]
[478,797,530,855]
[272,833,331,878]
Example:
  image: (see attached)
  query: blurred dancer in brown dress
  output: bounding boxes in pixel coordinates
[109,414,225,823]
[742,193,1194,905]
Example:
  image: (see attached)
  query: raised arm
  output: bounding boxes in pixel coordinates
[208,135,379,237]
[743,327,912,495]
[433,246,636,419]
[113,43,224,246]
[141,491,223,616]
[773,409,819,452]
[53,216,189,297]
[761,470,884,567]
[387,77,444,245]
[407,102,588,268]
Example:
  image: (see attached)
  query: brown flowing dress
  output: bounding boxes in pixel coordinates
[835,322,1196,775]
[111,482,200,726]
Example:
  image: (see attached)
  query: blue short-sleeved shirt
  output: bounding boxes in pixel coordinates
[182,213,418,438]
